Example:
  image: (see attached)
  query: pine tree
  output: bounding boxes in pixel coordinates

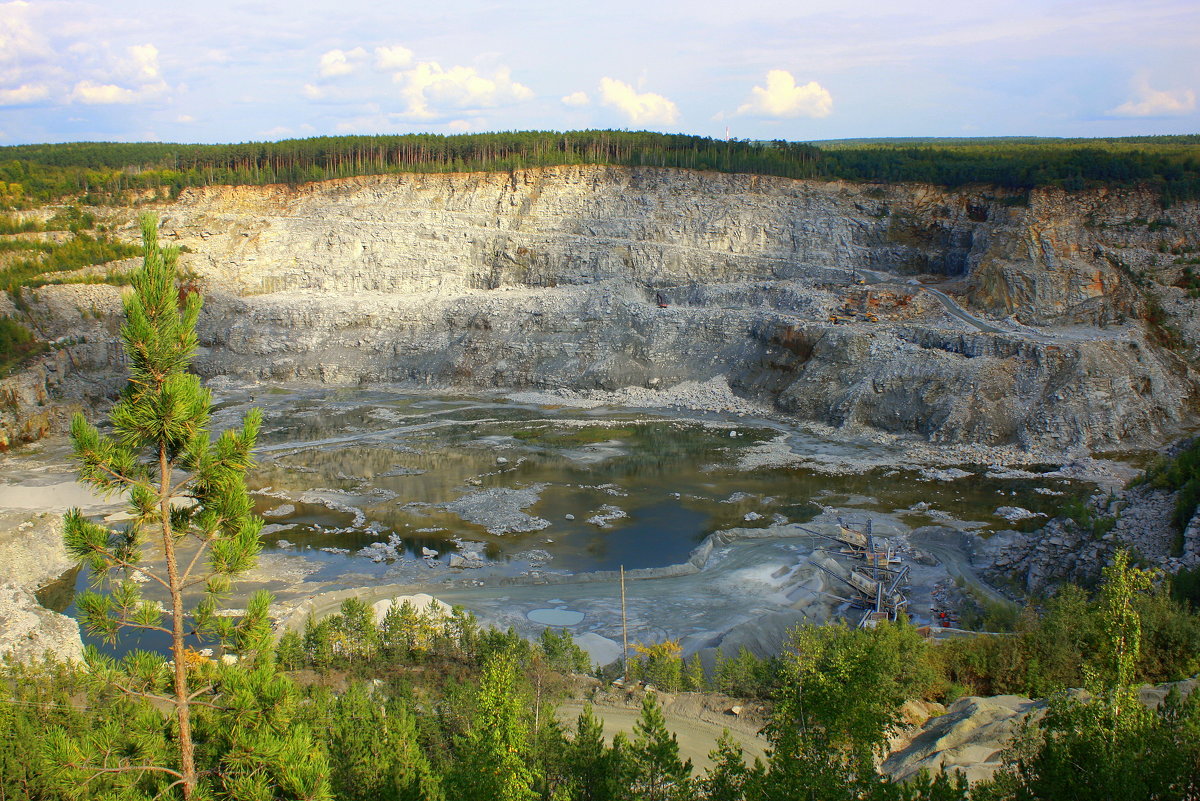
[54,213,268,799]
[701,731,748,801]
[684,653,706,692]
[194,654,332,800]
[326,683,442,801]
[760,621,922,801]
[452,652,540,801]
[304,615,335,670]
[567,705,617,801]
[624,693,692,801]
[986,550,1200,800]
[332,597,379,663]
[276,629,306,670]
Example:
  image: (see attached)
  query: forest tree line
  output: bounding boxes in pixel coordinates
[0,131,1198,208]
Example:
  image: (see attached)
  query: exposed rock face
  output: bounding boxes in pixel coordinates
[884,679,1199,785]
[0,512,84,663]
[8,167,1200,452]
[160,171,1191,323]
[0,285,126,452]
[884,694,1044,784]
[974,481,1196,593]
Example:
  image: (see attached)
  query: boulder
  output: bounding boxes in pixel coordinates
[883,695,1045,784]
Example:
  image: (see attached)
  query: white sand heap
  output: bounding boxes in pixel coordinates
[370,592,452,624]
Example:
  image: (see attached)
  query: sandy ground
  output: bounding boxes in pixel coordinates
[557,698,769,771]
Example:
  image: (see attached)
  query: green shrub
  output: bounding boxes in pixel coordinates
[0,314,43,375]
[1171,566,1200,609]
[1140,438,1200,543]
[0,232,139,292]
[1061,496,1118,539]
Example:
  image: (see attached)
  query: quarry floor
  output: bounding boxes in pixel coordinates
[0,382,1147,666]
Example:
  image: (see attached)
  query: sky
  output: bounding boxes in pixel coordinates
[0,0,1197,146]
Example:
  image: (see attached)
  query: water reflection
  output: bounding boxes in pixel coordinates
[201,388,1089,574]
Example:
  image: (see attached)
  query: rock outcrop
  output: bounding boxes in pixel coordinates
[973,482,1196,594]
[5,166,1199,452]
[884,679,1198,785]
[0,512,83,663]
[0,284,126,452]
[884,694,1044,784]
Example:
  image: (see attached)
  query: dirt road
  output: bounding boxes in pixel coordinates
[556,699,770,771]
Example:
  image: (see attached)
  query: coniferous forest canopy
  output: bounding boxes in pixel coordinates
[0,131,1199,208]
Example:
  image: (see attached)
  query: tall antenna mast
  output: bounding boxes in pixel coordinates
[620,565,629,682]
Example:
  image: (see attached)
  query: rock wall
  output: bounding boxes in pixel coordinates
[0,513,83,663]
[8,166,1200,452]
[0,285,126,451]
[161,169,1195,324]
[883,679,1199,785]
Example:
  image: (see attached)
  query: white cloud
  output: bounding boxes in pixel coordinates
[561,90,590,107]
[259,125,294,139]
[0,1,50,69]
[302,83,324,100]
[71,80,139,104]
[392,61,533,119]
[127,44,160,81]
[597,78,678,125]
[735,70,832,119]
[318,47,367,78]
[447,119,471,132]
[0,1,54,99]
[67,44,168,105]
[0,82,47,106]
[1109,76,1196,117]
[374,45,413,71]
[334,113,391,133]
[176,113,195,123]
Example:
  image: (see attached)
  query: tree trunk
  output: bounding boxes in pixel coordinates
[160,446,196,799]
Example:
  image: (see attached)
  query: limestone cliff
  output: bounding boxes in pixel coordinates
[6,166,1199,452]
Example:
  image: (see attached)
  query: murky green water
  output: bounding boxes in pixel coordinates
[199,387,1087,574]
[48,385,1099,659]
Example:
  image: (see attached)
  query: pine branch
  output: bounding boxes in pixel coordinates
[151,779,188,801]
[86,544,172,592]
[110,685,176,707]
[72,763,184,780]
[109,620,172,635]
[169,474,194,496]
[180,534,216,586]
[185,683,216,702]
[93,462,146,490]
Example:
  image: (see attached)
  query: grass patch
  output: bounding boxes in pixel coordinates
[1061,495,1119,539]
[1137,440,1200,553]
[0,315,46,376]
[0,206,95,235]
[0,233,139,293]
[0,216,41,235]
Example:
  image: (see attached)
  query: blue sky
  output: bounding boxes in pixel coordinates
[0,0,1197,145]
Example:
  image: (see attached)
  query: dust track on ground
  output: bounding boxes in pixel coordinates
[557,697,769,770]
